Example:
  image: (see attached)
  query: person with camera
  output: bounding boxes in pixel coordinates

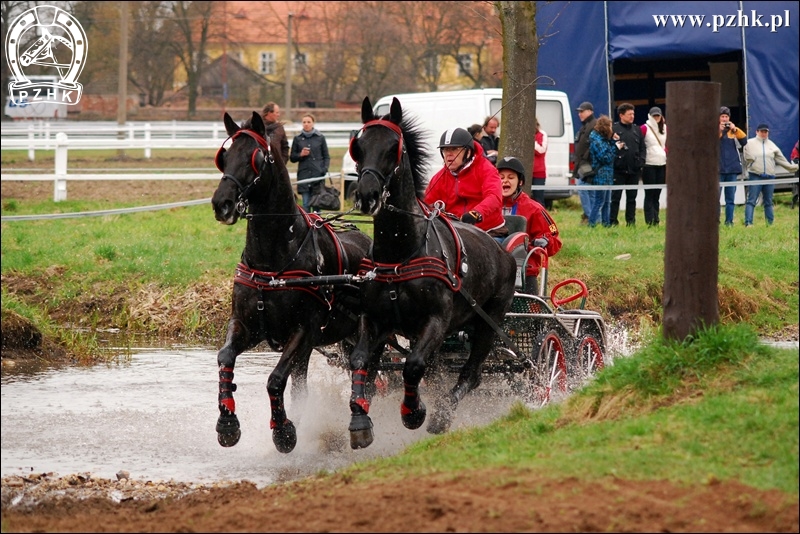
[718,106,747,226]
[610,103,646,226]
[742,124,798,227]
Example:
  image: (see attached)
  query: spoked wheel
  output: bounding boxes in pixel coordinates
[525,330,567,407]
[572,334,605,391]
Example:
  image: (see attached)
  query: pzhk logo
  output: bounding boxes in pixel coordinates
[5,5,88,107]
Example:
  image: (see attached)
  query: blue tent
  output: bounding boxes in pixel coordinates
[537,1,799,156]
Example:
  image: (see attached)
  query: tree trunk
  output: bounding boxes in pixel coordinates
[497,1,538,196]
[662,81,721,341]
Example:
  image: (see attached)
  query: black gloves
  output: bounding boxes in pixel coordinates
[533,237,549,249]
[461,210,483,225]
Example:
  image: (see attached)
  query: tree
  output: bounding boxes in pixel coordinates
[129,1,174,107]
[497,1,538,196]
[167,1,217,117]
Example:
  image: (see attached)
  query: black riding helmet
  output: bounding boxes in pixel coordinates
[438,127,474,163]
[496,156,526,189]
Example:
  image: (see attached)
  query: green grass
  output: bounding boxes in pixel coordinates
[331,323,799,494]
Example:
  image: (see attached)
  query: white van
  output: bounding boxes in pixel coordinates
[342,88,575,201]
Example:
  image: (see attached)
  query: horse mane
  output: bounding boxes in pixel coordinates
[377,108,433,200]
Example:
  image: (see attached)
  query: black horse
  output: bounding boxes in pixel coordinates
[211,111,373,453]
[346,97,517,448]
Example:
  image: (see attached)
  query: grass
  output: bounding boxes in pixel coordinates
[1,151,797,499]
[330,323,798,495]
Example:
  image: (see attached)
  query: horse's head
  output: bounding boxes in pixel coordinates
[348,97,403,215]
[212,111,273,224]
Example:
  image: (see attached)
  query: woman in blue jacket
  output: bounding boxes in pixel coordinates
[290,113,330,211]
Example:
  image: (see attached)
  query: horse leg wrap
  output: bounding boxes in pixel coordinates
[400,382,427,430]
[268,393,288,429]
[216,368,241,447]
[218,366,237,414]
[350,369,371,415]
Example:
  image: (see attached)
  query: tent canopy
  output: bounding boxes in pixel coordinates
[536,1,798,155]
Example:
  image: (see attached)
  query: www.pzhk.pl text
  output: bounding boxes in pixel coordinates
[653,10,791,33]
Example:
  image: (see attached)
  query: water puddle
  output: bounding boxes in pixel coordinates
[1,322,646,488]
[1,345,527,488]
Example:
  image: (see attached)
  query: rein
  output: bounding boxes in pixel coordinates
[235,209,349,311]
[358,199,466,291]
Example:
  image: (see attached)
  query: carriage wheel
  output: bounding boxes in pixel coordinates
[572,334,605,391]
[527,330,567,407]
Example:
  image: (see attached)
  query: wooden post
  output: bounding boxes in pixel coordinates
[662,81,720,341]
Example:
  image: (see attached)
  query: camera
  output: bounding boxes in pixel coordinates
[725,122,732,128]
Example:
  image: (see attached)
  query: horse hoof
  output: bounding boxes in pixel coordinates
[217,429,241,447]
[272,421,297,454]
[216,413,241,447]
[427,411,452,435]
[401,400,427,430]
[349,414,374,449]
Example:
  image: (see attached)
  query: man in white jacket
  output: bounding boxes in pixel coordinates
[743,124,798,227]
[640,107,667,226]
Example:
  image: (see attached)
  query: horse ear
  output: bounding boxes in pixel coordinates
[361,97,373,123]
[223,112,240,136]
[390,97,403,125]
[251,112,266,137]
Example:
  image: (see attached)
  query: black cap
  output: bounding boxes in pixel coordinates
[438,128,474,149]
[496,156,526,184]
[720,106,731,116]
[576,101,593,112]
[649,106,663,116]
[756,123,769,131]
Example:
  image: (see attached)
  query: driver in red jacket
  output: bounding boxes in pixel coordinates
[424,127,507,238]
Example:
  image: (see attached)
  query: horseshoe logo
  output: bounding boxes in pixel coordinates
[5,5,88,105]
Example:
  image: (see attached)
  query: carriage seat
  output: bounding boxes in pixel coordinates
[503,215,527,234]
[501,230,529,291]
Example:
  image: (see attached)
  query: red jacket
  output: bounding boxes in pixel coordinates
[532,130,547,179]
[502,192,562,277]
[424,141,505,233]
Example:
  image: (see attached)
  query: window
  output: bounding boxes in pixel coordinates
[456,54,472,77]
[259,52,275,75]
[424,54,439,79]
[293,52,308,74]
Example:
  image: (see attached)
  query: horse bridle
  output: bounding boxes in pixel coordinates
[216,129,275,214]
[350,119,406,206]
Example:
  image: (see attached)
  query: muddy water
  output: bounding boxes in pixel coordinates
[0,345,529,488]
[1,324,646,489]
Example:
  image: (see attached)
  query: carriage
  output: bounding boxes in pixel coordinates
[211,100,606,454]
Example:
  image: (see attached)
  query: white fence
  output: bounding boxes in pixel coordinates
[1,120,361,160]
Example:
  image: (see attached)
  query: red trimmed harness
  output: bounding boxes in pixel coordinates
[233,209,347,309]
[357,199,464,291]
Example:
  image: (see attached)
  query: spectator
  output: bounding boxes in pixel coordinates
[468,123,484,142]
[587,115,618,227]
[424,127,507,239]
[289,113,330,212]
[573,101,597,225]
[718,106,747,226]
[742,124,798,226]
[640,106,667,226]
[610,103,646,226]
[497,156,562,292]
[261,102,289,163]
[479,116,500,164]
[531,118,548,207]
